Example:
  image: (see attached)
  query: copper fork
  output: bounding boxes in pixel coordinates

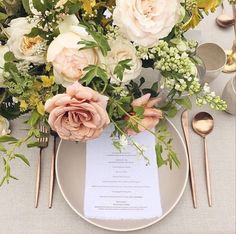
[34,124,49,208]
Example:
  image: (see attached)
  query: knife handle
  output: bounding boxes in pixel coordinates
[181,111,197,208]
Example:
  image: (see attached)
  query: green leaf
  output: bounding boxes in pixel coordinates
[164,106,178,118]
[169,151,180,168]
[133,106,144,117]
[97,66,108,83]
[0,135,18,143]
[81,67,96,85]
[22,0,32,14]
[27,110,41,127]
[175,97,192,109]
[27,141,39,148]
[4,51,16,62]
[155,143,166,167]
[14,154,30,166]
[26,27,47,38]
[10,175,19,180]
[80,22,110,56]
[114,59,132,81]
[0,12,8,21]
[0,176,6,186]
[0,143,7,152]
[78,40,98,50]
[4,62,18,73]
[66,0,82,14]
[81,65,108,85]
[32,0,46,12]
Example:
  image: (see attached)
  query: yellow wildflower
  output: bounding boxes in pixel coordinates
[182,8,201,31]
[33,80,43,91]
[19,100,28,112]
[29,94,40,106]
[41,75,55,88]
[37,101,45,116]
[45,63,52,72]
[81,0,96,14]
[182,0,221,31]
[197,0,221,12]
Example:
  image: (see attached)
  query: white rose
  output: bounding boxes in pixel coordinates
[58,15,79,34]
[106,38,142,84]
[113,0,181,47]
[47,27,100,87]
[0,45,9,87]
[0,116,11,136]
[5,17,46,64]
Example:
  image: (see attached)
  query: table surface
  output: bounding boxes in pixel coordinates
[0,3,235,234]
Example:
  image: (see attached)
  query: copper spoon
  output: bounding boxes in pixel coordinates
[192,112,214,207]
[216,3,235,28]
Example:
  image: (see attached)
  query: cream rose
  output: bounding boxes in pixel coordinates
[113,0,181,47]
[45,82,110,141]
[0,115,11,136]
[0,45,9,87]
[107,38,142,84]
[5,17,46,64]
[47,28,99,87]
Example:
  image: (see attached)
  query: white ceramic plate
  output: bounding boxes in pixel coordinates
[56,119,189,232]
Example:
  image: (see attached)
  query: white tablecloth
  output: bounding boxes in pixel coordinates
[0,3,235,234]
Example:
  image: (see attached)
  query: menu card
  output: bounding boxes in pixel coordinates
[84,126,162,220]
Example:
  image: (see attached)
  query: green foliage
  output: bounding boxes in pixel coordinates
[81,65,108,86]
[126,78,159,99]
[79,21,111,56]
[175,97,192,109]
[0,97,21,120]
[113,59,132,81]
[126,78,145,98]
[14,154,30,166]
[4,51,16,62]
[0,12,8,21]
[142,81,159,97]
[27,110,41,127]
[0,135,18,143]
[21,0,32,14]
[160,102,178,118]
[156,120,180,169]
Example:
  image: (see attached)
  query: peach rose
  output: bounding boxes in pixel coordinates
[45,82,110,141]
[127,93,162,135]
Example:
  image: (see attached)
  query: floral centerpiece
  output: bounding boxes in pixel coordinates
[0,0,226,186]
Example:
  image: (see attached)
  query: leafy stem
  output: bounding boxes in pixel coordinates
[110,118,150,164]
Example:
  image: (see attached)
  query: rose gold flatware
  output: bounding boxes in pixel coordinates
[48,131,58,208]
[34,124,49,208]
[181,110,197,208]
[224,4,236,73]
[192,112,214,207]
[216,3,235,28]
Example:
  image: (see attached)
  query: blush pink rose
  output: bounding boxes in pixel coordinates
[127,93,163,135]
[45,82,110,141]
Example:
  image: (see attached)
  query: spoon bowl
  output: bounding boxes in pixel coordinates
[216,3,235,28]
[192,112,214,137]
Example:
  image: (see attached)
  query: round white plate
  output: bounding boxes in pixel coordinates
[56,120,189,232]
